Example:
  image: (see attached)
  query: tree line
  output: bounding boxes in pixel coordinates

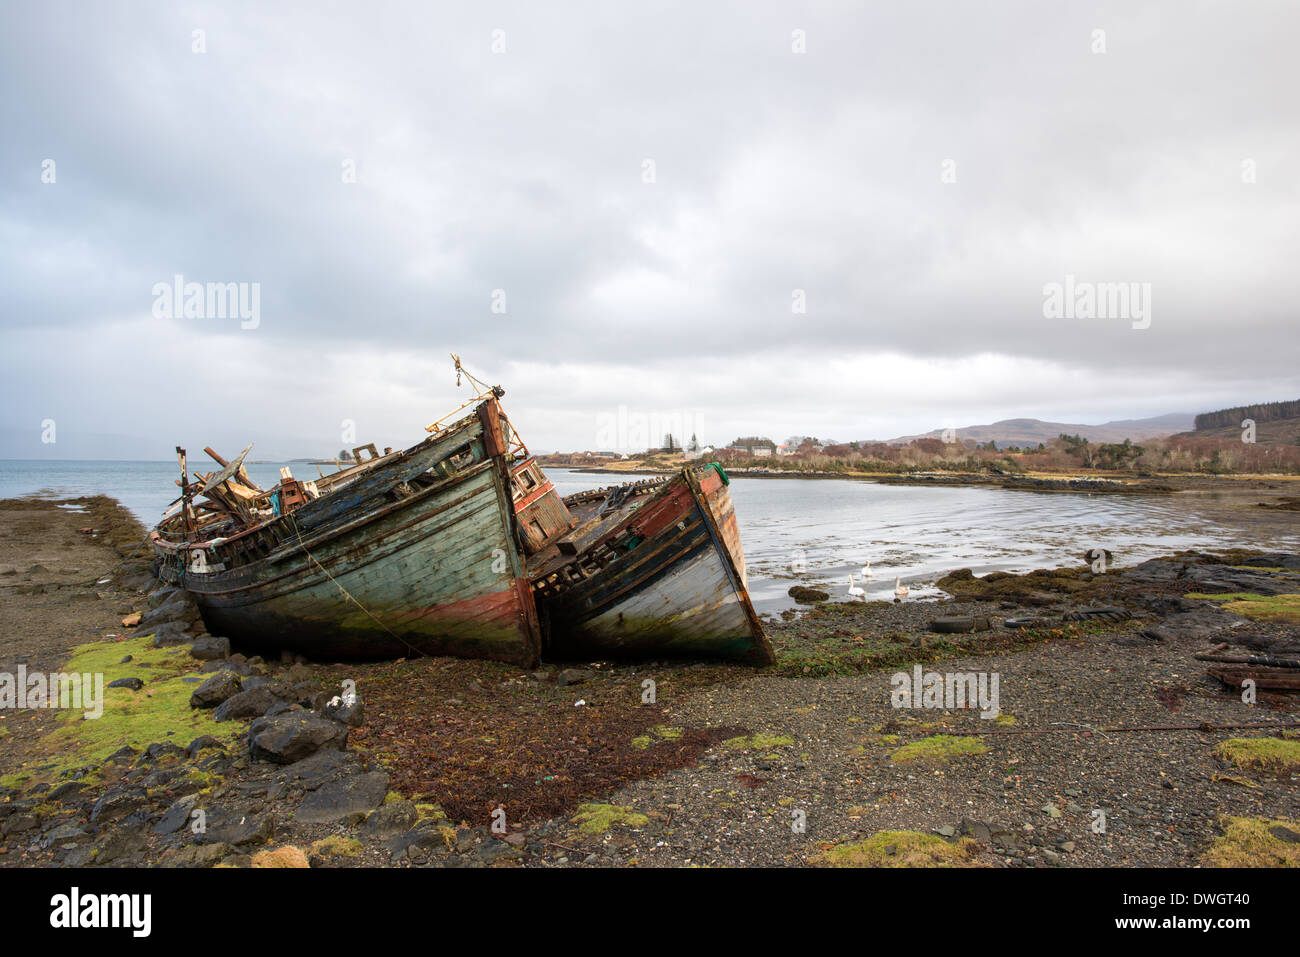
[1195,399,1300,431]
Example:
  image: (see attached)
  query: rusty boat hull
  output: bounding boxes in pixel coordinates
[152,407,542,667]
[530,464,774,664]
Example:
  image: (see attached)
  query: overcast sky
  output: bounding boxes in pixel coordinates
[2,1,1297,459]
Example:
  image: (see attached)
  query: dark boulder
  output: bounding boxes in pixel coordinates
[47,781,87,803]
[212,687,278,722]
[158,842,233,868]
[788,585,830,603]
[149,622,193,647]
[1236,552,1300,571]
[195,809,275,847]
[138,592,201,631]
[190,636,231,661]
[248,711,348,764]
[1123,559,1189,585]
[93,826,147,864]
[1140,608,1246,642]
[89,784,150,824]
[272,748,357,788]
[1138,596,1203,616]
[145,741,188,761]
[107,677,144,691]
[1182,563,1295,596]
[388,821,450,859]
[1269,824,1300,844]
[294,771,389,825]
[3,813,39,836]
[361,800,418,839]
[190,671,243,709]
[41,822,89,848]
[153,794,201,835]
[201,656,251,676]
[104,745,138,765]
[186,734,223,755]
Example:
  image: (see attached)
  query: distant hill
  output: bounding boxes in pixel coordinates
[885,413,1195,448]
[1179,399,1300,446]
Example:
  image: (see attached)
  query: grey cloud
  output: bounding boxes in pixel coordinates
[1,0,1296,458]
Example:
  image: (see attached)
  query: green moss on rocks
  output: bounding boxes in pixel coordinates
[38,636,241,774]
[1203,816,1300,867]
[814,830,983,867]
[309,835,364,858]
[890,734,988,765]
[571,803,650,835]
[1216,737,1300,773]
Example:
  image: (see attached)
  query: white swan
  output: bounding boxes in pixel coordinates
[847,574,866,600]
[894,577,909,601]
[861,561,873,579]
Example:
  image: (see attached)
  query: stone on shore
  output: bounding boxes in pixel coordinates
[154,794,201,835]
[196,809,276,847]
[294,771,389,825]
[360,800,417,839]
[212,686,280,722]
[138,592,201,631]
[249,711,349,764]
[89,784,150,824]
[190,670,243,709]
[149,621,195,648]
[190,635,231,660]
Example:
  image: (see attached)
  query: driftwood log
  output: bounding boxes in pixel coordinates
[1194,652,1300,669]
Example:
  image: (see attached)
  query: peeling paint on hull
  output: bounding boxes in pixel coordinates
[156,427,542,667]
[537,466,774,664]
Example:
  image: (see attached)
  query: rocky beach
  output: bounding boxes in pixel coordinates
[0,490,1297,869]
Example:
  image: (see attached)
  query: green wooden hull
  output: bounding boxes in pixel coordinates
[155,416,542,666]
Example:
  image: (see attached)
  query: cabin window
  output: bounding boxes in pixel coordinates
[519,470,537,490]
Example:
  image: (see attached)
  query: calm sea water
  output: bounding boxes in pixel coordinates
[3,460,1294,613]
[0,459,332,528]
[550,469,1300,612]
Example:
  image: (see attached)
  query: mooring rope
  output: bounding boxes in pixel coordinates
[285,513,429,659]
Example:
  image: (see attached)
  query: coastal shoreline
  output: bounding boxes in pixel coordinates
[1,492,1297,870]
[561,463,1300,505]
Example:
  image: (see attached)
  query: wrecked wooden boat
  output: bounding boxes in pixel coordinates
[151,355,771,668]
[150,396,544,667]
[529,464,775,665]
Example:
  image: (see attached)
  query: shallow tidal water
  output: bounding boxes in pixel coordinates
[3,460,1296,616]
[552,470,1300,614]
